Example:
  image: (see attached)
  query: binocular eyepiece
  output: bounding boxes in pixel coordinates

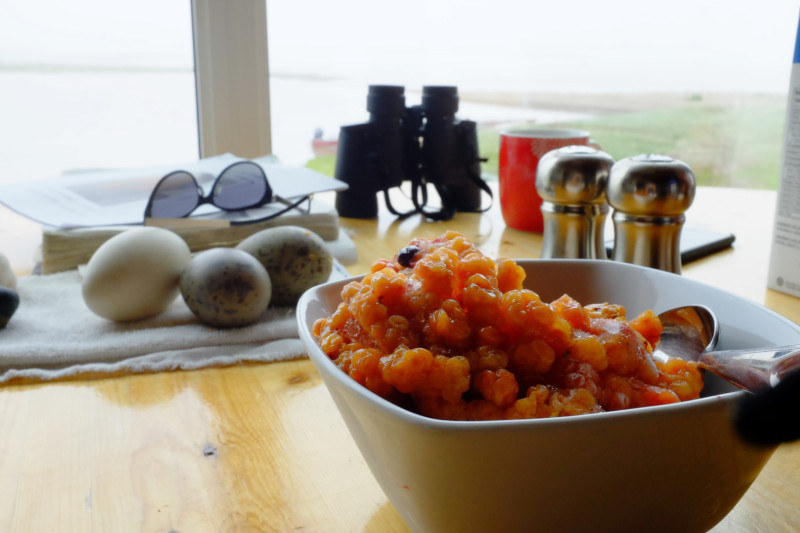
[334,85,490,220]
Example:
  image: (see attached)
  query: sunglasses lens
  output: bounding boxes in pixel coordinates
[148,171,200,218]
[213,162,271,210]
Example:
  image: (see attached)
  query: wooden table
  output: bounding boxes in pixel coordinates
[1,186,799,532]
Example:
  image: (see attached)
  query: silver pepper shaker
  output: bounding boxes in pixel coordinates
[536,146,614,259]
[606,154,696,274]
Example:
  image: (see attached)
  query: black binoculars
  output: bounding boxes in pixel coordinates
[334,85,490,221]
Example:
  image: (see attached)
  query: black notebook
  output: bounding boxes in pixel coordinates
[605,227,736,264]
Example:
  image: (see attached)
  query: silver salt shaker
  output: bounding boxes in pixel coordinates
[606,154,696,274]
[536,146,614,259]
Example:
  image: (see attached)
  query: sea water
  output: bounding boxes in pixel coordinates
[0,71,591,186]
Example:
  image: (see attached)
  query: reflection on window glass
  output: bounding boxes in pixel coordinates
[268,0,797,190]
[0,0,197,185]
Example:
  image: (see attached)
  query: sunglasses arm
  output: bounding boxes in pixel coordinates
[275,194,312,215]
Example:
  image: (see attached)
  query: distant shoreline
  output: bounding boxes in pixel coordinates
[0,65,342,81]
[2,65,789,109]
[459,91,787,115]
[0,63,191,74]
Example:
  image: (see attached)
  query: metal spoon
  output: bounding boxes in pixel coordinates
[656,305,800,392]
[656,305,800,446]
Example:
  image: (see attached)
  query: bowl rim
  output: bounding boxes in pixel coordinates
[298,258,800,430]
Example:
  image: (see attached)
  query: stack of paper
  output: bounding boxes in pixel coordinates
[0,154,351,273]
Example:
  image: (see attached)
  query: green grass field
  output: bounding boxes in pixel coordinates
[307,94,787,190]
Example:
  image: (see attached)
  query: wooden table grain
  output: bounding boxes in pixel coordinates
[1,186,799,532]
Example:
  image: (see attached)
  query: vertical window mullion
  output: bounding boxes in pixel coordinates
[191,0,272,159]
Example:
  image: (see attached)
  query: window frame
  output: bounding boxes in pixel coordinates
[191,0,272,159]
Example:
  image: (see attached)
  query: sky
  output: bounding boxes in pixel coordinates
[1,0,800,93]
[267,0,800,92]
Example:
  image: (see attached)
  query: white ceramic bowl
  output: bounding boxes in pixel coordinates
[297,260,800,533]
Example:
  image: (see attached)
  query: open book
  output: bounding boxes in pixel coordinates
[40,199,348,274]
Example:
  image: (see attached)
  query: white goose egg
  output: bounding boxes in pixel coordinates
[0,251,16,290]
[81,227,192,322]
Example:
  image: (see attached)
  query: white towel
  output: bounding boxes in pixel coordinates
[0,264,348,384]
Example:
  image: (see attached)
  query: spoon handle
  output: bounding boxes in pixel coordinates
[735,366,800,446]
[698,344,800,391]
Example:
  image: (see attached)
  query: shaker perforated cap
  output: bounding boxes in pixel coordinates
[535,146,614,206]
[607,154,696,216]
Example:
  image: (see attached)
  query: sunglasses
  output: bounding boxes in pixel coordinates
[144,160,309,225]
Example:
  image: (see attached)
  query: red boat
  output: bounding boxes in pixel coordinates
[312,128,338,157]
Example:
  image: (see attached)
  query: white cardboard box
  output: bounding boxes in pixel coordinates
[767,14,800,298]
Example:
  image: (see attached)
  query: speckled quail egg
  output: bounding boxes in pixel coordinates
[82,227,192,322]
[236,226,333,306]
[180,247,272,328]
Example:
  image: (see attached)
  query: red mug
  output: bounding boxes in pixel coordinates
[499,129,591,233]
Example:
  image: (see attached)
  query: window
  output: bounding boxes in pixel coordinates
[0,0,197,184]
[266,0,799,191]
[2,1,798,193]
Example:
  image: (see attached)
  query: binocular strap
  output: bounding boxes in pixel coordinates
[405,166,493,222]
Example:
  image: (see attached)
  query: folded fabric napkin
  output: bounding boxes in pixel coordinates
[0,265,348,384]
